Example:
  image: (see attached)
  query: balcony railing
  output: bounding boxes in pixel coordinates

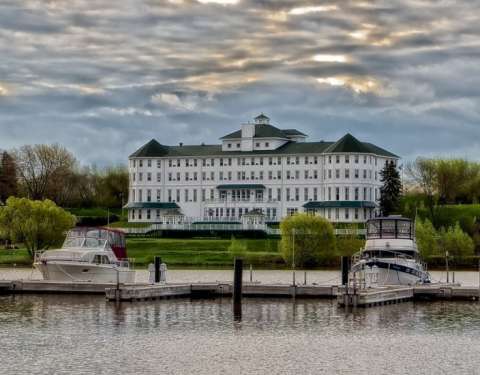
[204,198,280,204]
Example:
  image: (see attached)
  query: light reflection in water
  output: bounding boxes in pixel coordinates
[1,295,480,374]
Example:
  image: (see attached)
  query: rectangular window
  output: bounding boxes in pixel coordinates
[354,169,359,179]
[277,188,281,201]
[184,189,189,202]
[286,188,290,201]
[304,188,308,201]
[176,189,180,202]
[277,170,282,179]
[139,173,143,182]
[156,189,161,202]
[345,187,349,200]
[355,208,359,220]
[193,189,197,202]
[139,160,143,167]
[335,187,340,201]
[355,187,359,200]
[295,188,299,201]
[355,155,359,164]
[304,170,309,179]
[345,169,350,179]
[176,172,180,181]
[345,155,349,164]
[328,187,332,200]
[202,189,206,202]
[335,169,340,179]
[147,160,152,167]
[157,160,161,168]
[328,169,332,179]
[156,172,161,182]
[313,187,318,201]
[345,208,349,220]
[168,189,172,202]
[314,156,318,164]
[147,189,151,202]
[336,155,340,164]
[295,170,300,180]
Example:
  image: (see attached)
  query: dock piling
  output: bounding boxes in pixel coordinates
[341,256,350,285]
[233,258,243,320]
[154,256,162,283]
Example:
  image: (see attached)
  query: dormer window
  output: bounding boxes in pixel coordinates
[228,143,232,148]
[265,142,269,147]
[256,142,260,147]
[236,143,240,148]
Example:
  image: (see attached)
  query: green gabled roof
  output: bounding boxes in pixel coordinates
[303,201,377,209]
[124,202,179,209]
[129,139,169,157]
[221,124,288,140]
[129,137,397,158]
[283,129,307,137]
[216,184,266,190]
[363,142,399,158]
[324,133,373,154]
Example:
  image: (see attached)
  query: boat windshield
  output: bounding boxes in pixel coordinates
[63,228,108,249]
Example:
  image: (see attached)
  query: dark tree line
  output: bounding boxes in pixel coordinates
[0,144,128,209]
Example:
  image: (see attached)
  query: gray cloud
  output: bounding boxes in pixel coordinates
[0,0,479,165]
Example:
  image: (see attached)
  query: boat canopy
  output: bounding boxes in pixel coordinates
[366,216,414,240]
[63,227,127,260]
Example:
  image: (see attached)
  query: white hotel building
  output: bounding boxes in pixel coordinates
[126,114,398,226]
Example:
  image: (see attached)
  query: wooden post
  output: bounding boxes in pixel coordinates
[154,256,162,283]
[341,256,350,285]
[233,258,243,320]
[304,271,307,285]
[249,264,253,283]
[446,251,449,284]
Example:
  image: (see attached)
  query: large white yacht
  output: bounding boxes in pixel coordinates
[34,227,135,284]
[351,216,430,286]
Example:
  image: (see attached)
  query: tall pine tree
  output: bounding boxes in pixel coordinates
[0,151,18,203]
[379,161,402,216]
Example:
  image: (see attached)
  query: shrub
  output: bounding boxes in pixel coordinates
[280,214,336,268]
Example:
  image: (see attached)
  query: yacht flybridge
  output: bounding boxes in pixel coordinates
[34,227,135,284]
[351,216,430,286]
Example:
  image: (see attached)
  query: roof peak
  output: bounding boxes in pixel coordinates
[254,113,270,125]
[324,133,373,154]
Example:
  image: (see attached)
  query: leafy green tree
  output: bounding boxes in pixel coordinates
[0,151,18,203]
[440,222,475,258]
[415,218,439,257]
[228,236,247,259]
[0,197,76,257]
[336,223,365,256]
[280,214,336,267]
[379,160,402,216]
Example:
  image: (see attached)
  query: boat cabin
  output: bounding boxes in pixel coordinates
[363,216,417,259]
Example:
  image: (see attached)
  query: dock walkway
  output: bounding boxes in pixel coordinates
[1,280,479,308]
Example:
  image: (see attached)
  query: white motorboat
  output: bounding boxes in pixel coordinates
[34,227,135,284]
[351,216,430,286]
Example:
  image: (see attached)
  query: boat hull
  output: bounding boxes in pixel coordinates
[34,261,135,284]
[352,259,429,286]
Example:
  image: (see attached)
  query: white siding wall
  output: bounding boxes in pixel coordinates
[128,152,395,223]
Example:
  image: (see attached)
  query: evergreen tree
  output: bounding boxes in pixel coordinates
[0,151,18,203]
[379,161,402,216]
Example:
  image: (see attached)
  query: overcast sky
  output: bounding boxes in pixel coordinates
[1,0,479,166]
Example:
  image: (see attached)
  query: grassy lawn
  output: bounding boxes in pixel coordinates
[0,238,284,268]
[126,238,284,268]
[0,248,32,266]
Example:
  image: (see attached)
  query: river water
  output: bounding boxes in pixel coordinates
[1,268,480,374]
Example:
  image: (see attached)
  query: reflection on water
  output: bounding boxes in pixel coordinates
[1,294,480,374]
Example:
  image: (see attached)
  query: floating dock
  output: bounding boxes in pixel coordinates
[1,280,479,308]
